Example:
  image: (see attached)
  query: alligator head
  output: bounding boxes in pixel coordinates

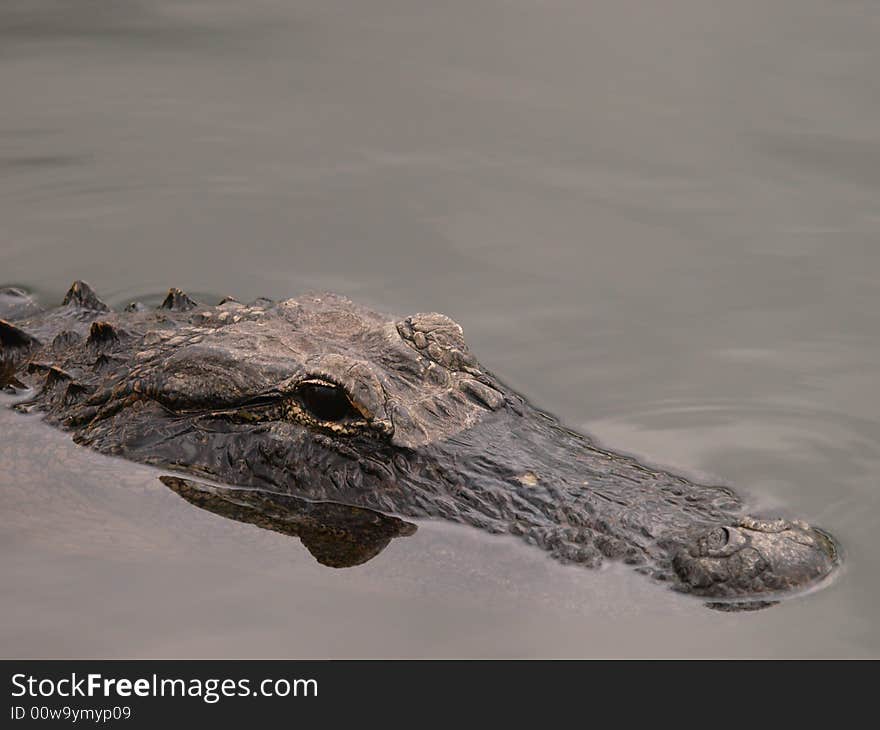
[4,282,841,607]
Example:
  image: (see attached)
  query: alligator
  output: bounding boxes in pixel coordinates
[0,281,840,608]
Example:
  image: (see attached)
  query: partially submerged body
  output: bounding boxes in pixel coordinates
[0,282,840,608]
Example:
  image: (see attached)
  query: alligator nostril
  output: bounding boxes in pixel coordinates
[707,526,729,551]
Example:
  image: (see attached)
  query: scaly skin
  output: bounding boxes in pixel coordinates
[0,282,840,607]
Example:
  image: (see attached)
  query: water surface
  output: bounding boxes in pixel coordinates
[2,0,879,657]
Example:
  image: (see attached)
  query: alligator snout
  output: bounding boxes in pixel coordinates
[672,516,840,600]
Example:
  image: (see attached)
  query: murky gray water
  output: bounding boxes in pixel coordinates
[2,1,879,657]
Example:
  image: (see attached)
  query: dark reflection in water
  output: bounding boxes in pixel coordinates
[160,475,416,569]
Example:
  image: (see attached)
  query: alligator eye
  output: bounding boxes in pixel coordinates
[297,380,360,422]
[707,527,730,551]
